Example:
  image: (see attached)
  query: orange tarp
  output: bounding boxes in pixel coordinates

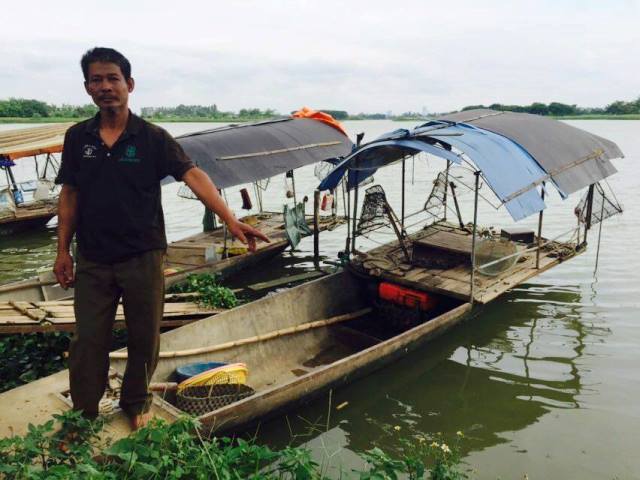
[0,123,74,161]
[292,107,348,136]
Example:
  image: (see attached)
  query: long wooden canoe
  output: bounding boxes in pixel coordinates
[0,270,471,439]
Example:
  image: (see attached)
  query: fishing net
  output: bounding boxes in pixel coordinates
[423,171,448,221]
[314,161,335,181]
[356,185,390,236]
[575,182,623,226]
[474,237,519,276]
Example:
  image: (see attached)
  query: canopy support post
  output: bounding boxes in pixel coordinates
[594,192,605,275]
[469,171,480,304]
[5,166,18,192]
[583,183,595,246]
[290,170,298,206]
[351,171,359,254]
[345,181,351,256]
[253,181,263,213]
[443,160,450,222]
[536,182,546,269]
[401,158,406,228]
[313,189,320,266]
[449,182,465,229]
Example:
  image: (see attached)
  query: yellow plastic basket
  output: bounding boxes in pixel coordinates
[177,363,248,392]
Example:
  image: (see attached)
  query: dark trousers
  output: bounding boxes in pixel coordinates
[69,249,165,418]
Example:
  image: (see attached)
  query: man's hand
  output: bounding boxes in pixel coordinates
[227,219,270,252]
[53,251,75,289]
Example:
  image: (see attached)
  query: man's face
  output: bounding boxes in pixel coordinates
[84,61,134,111]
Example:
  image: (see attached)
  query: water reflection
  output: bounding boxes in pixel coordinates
[254,281,609,463]
[0,226,57,283]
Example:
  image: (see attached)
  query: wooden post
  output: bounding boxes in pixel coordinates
[536,181,545,269]
[345,181,351,255]
[291,170,298,206]
[443,160,450,221]
[313,189,320,265]
[351,172,359,254]
[449,182,465,229]
[594,189,605,275]
[469,171,480,304]
[401,158,406,228]
[583,183,595,246]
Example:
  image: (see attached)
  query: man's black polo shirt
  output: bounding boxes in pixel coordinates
[55,112,194,264]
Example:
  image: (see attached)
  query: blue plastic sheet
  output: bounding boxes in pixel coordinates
[319,122,549,221]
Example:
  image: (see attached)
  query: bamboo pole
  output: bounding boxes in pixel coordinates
[536,181,546,269]
[594,192,606,275]
[443,161,450,221]
[401,158,406,228]
[313,189,320,265]
[469,171,480,304]
[110,308,373,360]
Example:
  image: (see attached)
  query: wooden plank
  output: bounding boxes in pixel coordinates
[247,271,324,291]
[413,229,474,255]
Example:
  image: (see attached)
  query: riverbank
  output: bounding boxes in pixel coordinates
[3,113,640,124]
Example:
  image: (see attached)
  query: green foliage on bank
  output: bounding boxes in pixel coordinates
[0,98,97,119]
[141,105,280,122]
[0,412,469,479]
[0,331,128,394]
[461,96,640,116]
[0,332,70,393]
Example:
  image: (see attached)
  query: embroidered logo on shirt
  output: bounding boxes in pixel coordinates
[119,145,141,163]
[82,144,97,159]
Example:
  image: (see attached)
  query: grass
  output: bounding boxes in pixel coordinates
[0,412,471,479]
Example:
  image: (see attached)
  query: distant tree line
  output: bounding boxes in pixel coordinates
[0,98,97,118]
[140,104,279,120]
[3,96,639,120]
[461,96,640,116]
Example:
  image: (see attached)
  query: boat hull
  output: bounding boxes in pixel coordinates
[0,270,471,439]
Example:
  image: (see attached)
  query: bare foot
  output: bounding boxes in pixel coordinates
[128,411,153,430]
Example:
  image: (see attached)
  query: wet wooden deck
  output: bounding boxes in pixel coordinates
[0,295,225,334]
[351,222,581,304]
[164,212,345,285]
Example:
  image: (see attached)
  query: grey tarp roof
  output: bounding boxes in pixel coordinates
[436,109,623,195]
[173,118,353,189]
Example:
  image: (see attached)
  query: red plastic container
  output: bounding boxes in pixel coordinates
[378,282,437,311]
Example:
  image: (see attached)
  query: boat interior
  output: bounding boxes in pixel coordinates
[109,270,466,422]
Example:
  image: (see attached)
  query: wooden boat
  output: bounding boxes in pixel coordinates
[0,109,623,439]
[0,124,71,235]
[0,269,471,439]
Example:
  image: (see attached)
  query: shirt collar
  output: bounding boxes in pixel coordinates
[84,110,143,140]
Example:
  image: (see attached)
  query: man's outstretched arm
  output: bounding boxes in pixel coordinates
[53,184,78,288]
[182,167,270,252]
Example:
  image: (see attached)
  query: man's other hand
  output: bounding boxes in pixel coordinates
[227,219,270,252]
[53,252,75,289]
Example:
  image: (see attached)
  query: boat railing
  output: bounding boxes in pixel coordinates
[474,225,580,272]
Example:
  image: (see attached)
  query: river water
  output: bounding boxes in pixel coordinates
[1,120,638,478]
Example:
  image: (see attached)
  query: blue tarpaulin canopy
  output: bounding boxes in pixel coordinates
[318,112,623,221]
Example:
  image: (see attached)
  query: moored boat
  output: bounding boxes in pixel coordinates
[0,123,71,235]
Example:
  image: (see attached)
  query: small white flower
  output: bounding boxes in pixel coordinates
[394,425,401,431]
[430,441,440,448]
[441,443,451,454]
[456,431,464,437]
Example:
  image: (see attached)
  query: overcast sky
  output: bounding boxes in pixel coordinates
[1,0,638,114]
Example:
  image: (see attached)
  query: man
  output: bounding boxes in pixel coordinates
[53,47,268,430]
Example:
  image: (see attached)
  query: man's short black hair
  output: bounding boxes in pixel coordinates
[81,47,132,81]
